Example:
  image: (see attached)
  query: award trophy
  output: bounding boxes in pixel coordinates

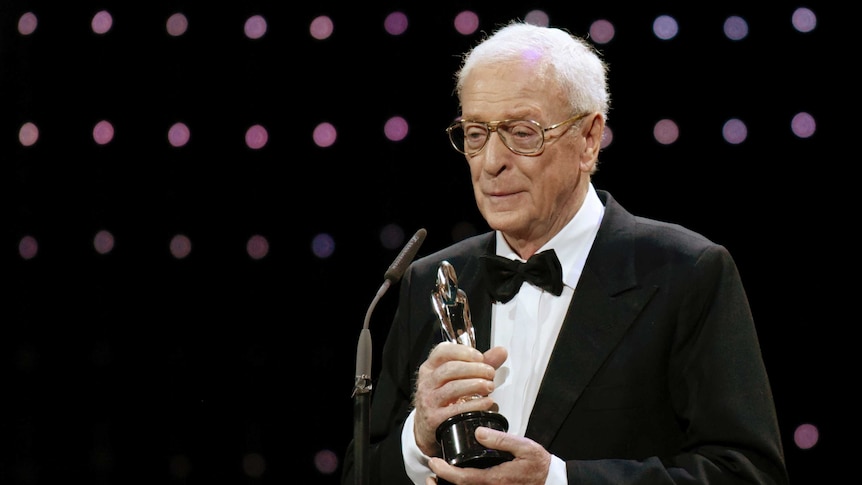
[431,260,514,470]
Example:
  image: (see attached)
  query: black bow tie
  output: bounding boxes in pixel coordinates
[479,249,564,303]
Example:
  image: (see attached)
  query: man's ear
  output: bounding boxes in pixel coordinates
[580,113,605,172]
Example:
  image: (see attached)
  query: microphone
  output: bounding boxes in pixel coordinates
[355,227,427,393]
[353,228,427,485]
[383,227,428,284]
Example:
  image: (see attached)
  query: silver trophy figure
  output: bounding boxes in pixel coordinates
[432,260,476,350]
[430,261,514,471]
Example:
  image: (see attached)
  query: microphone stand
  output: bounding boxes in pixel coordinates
[353,280,391,485]
[351,228,426,485]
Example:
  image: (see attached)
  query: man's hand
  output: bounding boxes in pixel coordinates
[427,426,552,485]
[412,343,508,456]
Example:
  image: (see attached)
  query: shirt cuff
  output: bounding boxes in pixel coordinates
[546,454,567,484]
[401,409,433,484]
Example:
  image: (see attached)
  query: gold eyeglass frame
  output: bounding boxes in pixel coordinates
[446,112,589,156]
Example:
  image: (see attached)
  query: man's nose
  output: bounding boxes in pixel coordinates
[481,131,511,173]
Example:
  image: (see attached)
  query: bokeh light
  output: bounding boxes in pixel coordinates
[653,119,680,145]
[168,122,191,147]
[722,118,748,145]
[18,235,38,260]
[91,10,113,34]
[384,116,409,142]
[792,7,817,33]
[724,16,749,41]
[791,112,816,139]
[601,125,613,149]
[93,120,115,145]
[166,13,188,36]
[380,223,406,250]
[18,122,39,146]
[794,423,819,450]
[313,122,337,148]
[315,449,339,475]
[310,16,334,40]
[242,453,266,478]
[312,233,335,258]
[245,124,269,149]
[524,10,549,27]
[653,15,679,40]
[454,11,480,35]
[384,11,408,36]
[18,11,37,35]
[170,234,192,259]
[247,234,270,260]
[589,19,615,44]
[244,15,267,39]
[93,230,115,255]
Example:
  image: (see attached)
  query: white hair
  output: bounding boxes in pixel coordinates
[455,21,610,121]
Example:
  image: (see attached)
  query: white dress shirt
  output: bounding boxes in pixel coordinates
[403,183,605,484]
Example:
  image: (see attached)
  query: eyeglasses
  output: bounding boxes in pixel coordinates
[445,112,589,156]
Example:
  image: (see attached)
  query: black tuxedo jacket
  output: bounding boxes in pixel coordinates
[343,190,788,484]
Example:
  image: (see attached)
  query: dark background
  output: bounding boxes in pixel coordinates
[2,2,848,484]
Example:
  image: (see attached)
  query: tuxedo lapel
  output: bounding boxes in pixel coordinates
[524,191,658,447]
[459,238,495,352]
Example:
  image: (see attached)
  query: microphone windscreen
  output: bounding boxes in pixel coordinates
[384,228,427,283]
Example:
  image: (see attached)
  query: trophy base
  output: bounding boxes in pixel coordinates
[436,410,515,470]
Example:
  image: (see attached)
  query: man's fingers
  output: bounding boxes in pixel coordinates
[484,346,508,369]
[475,426,518,453]
[429,341,484,364]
